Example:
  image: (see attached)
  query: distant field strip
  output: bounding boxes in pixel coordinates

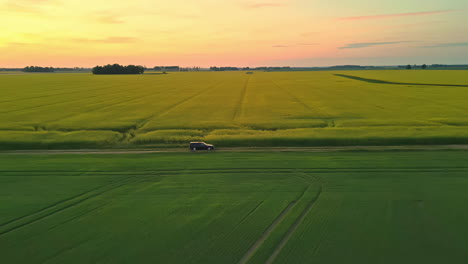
[335,74,468,87]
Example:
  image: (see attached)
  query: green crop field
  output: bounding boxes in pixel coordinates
[1,151,468,263]
[1,70,468,149]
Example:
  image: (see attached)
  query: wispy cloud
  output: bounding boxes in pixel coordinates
[244,2,285,9]
[339,10,452,20]
[149,11,199,19]
[300,32,319,37]
[273,43,318,48]
[5,42,33,46]
[2,3,42,14]
[421,42,468,48]
[338,41,413,49]
[95,14,125,24]
[72,37,137,43]
[14,0,55,3]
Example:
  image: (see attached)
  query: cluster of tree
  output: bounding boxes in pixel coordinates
[179,67,201,71]
[22,66,55,72]
[253,66,291,71]
[55,67,90,72]
[2,67,91,72]
[153,66,180,71]
[400,64,428,70]
[210,66,293,71]
[210,67,241,71]
[92,64,144,74]
[430,64,468,69]
[326,65,366,70]
[0,68,22,71]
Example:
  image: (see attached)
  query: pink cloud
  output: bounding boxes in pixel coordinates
[339,10,453,20]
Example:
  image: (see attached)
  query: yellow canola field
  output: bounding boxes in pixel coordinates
[1,70,467,148]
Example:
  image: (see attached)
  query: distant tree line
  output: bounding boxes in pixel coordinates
[23,66,55,72]
[430,64,468,69]
[0,68,22,71]
[2,67,90,72]
[92,64,144,74]
[151,66,202,72]
[210,66,293,71]
[153,66,180,71]
[210,67,241,71]
[400,64,428,70]
[55,67,90,72]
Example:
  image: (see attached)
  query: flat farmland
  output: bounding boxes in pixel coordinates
[1,151,468,263]
[1,70,468,149]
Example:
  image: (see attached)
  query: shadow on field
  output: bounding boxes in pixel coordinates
[335,74,468,87]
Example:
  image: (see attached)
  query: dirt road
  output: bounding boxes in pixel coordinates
[1,145,468,155]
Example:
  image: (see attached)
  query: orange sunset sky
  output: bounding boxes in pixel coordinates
[1,0,467,67]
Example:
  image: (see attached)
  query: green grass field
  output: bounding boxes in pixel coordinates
[1,151,468,263]
[1,70,468,149]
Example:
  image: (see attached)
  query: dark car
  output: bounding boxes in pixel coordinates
[189,142,215,151]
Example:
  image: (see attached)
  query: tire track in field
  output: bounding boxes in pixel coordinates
[3,175,162,245]
[0,85,97,104]
[0,83,153,115]
[265,174,324,264]
[0,175,144,236]
[0,177,124,228]
[232,76,251,123]
[39,79,198,126]
[41,86,167,126]
[0,82,143,114]
[46,203,109,231]
[134,81,225,132]
[238,201,296,264]
[40,234,99,264]
[0,82,134,104]
[271,81,313,112]
[0,75,167,104]
[230,201,264,233]
[270,80,331,120]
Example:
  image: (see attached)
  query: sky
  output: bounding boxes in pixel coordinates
[1,0,467,67]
